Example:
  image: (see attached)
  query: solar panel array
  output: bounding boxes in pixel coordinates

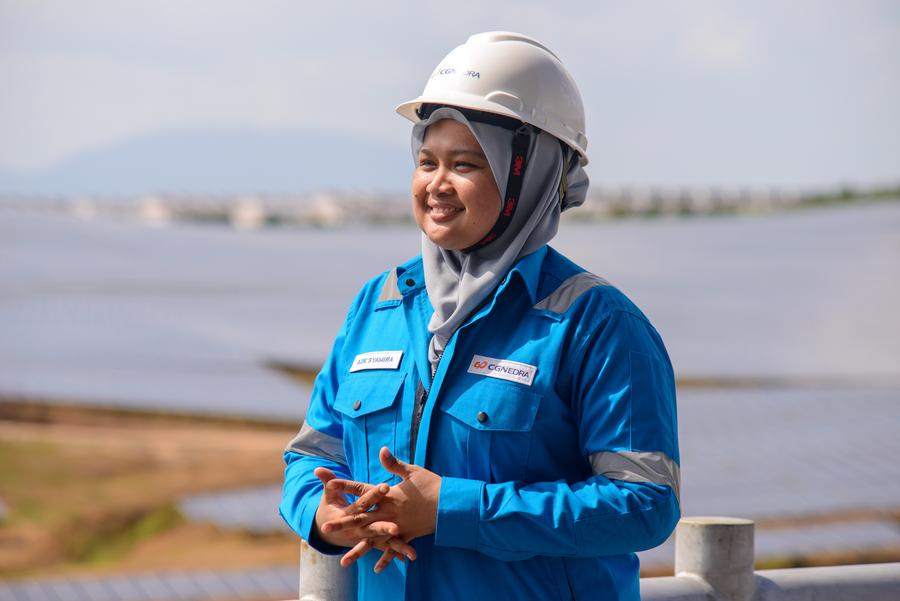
[0,567,296,601]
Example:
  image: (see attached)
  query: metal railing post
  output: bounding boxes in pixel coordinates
[298,539,355,601]
[675,516,756,601]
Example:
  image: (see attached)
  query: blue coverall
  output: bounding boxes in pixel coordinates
[280,245,681,600]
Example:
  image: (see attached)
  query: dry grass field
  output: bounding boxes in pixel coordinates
[0,401,300,580]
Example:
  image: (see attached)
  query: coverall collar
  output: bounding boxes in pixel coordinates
[498,244,546,305]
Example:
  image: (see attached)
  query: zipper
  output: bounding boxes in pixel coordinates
[410,356,440,461]
[407,286,497,461]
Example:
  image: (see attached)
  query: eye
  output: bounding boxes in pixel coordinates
[418,158,436,169]
[455,161,478,171]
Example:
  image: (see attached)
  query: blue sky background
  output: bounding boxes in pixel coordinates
[1,1,898,195]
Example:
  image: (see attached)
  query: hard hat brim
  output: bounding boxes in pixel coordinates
[396,92,523,128]
[396,92,588,166]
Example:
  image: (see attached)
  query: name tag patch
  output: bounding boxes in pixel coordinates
[350,350,403,372]
[467,354,536,386]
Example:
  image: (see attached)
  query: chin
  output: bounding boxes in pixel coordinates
[420,217,486,251]
[423,230,465,251]
[426,235,461,251]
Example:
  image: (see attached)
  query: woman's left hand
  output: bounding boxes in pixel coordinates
[321,446,442,568]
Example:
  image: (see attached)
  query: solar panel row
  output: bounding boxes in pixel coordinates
[0,567,296,601]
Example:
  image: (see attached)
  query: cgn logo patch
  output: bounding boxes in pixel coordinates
[467,354,536,386]
[350,350,403,372]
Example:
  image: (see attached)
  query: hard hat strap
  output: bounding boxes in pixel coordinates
[463,125,532,253]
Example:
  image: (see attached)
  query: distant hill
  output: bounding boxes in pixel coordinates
[0,128,411,196]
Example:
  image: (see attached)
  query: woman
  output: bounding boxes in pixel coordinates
[280,32,680,601]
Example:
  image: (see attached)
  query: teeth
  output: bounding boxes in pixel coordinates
[430,206,462,216]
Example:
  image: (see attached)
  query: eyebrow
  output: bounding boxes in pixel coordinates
[419,147,487,159]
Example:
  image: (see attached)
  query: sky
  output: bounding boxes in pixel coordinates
[1,1,898,195]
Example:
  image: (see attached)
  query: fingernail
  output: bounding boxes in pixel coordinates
[379,484,389,493]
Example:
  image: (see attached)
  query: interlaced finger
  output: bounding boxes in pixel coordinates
[385,536,416,561]
[322,509,375,534]
[373,548,397,573]
[313,467,335,482]
[340,538,374,568]
[355,520,400,538]
[371,537,417,573]
[344,482,389,515]
[321,482,350,508]
[326,478,374,498]
[315,467,349,508]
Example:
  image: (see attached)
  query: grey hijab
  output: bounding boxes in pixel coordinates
[411,107,589,369]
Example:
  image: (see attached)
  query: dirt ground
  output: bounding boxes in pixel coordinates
[0,401,300,579]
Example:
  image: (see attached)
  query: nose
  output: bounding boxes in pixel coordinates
[426,164,452,196]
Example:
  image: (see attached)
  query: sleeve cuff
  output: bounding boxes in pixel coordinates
[434,476,484,550]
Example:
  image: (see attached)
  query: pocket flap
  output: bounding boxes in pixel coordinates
[334,370,405,417]
[441,379,541,432]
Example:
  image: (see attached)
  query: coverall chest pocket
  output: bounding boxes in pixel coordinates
[333,370,405,485]
[440,379,542,483]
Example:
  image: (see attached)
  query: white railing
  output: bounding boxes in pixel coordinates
[292,517,900,600]
[643,517,900,600]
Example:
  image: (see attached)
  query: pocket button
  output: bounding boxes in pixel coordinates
[353,399,362,411]
[476,411,488,423]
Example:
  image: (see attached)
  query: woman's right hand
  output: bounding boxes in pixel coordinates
[313,467,416,567]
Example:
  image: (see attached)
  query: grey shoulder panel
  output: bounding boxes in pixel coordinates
[533,271,610,313]
[285,422,346,466]
[589,450,681,502]
[377,269,402,302]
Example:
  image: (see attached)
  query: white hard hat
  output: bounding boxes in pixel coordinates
[396,31,588,165]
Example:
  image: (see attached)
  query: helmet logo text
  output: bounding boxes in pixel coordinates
[436,68,480,79]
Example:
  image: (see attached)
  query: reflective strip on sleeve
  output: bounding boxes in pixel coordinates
[285,422,346,466]
[533,272,610,313]
[590,451,680,501]
[378,269,401,302]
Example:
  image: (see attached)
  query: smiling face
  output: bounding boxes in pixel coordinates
[412,119,501,251]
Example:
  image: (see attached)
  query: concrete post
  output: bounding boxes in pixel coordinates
[298,539,355,601]
[675,517,756,601]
